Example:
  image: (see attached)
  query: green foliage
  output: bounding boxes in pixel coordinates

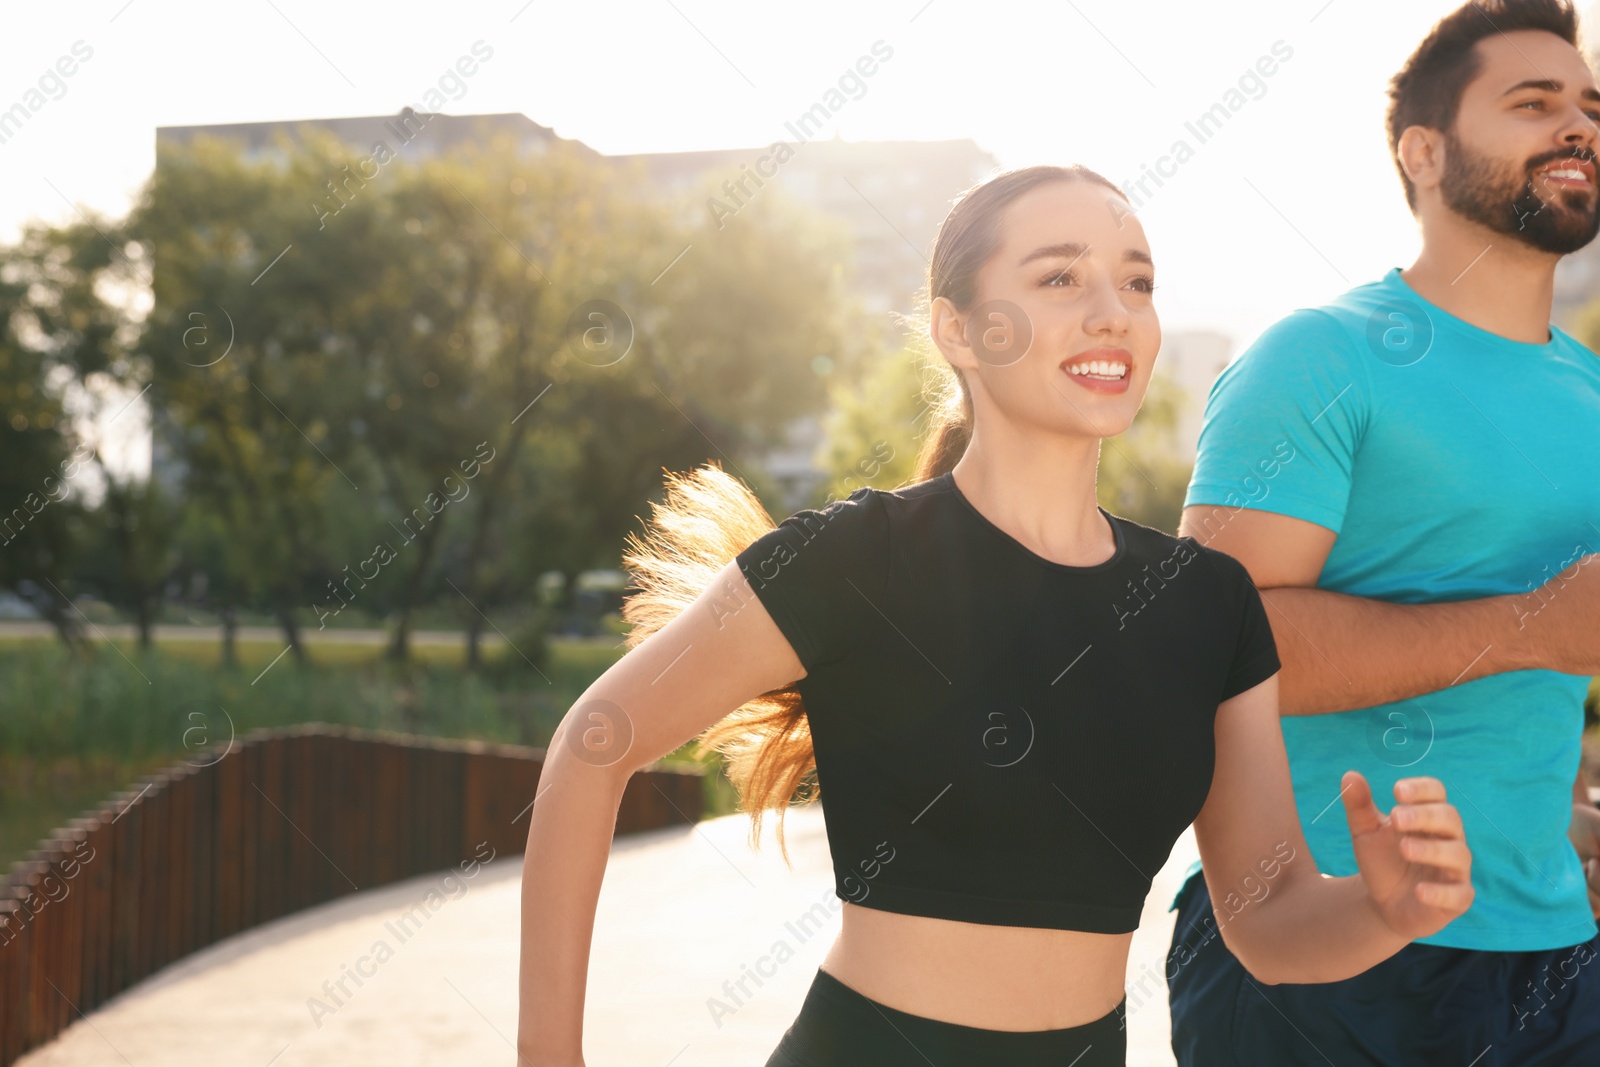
[480,606,557,683]
[651,193,864,448]
[77,473,181,646]
[1576,298,1600,355]
[1096,371,1194,534]
[0,130,869,663]
[815,342,929,502]
[0,633,615,764]
[813,339,1195,531]
[0,212,142,648]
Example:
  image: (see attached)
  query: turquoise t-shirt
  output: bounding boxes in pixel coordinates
[1175,267,1600,952]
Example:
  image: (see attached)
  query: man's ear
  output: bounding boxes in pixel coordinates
[1398,125,1446,201]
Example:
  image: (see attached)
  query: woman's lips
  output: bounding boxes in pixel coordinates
[1059,353,1131,395]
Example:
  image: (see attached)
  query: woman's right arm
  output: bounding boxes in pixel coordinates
[516,558,806,1066]
[1191,673,1474,985]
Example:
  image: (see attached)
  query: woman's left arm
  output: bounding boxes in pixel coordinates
[1191,672,1475,985]
[1568,797,1600,918]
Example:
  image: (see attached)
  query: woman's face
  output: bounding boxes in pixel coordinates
[934,180,1161,441]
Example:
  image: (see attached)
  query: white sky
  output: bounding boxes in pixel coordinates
[5,0,1598,474]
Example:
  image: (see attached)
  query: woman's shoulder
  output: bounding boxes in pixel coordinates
[1101,510,1252,588]
[797,473,954,525]
[744,482,898,575]
[823,472,952,515]
[876,472,954,500]
[1094,508,1191,557]
[745,475,958,582]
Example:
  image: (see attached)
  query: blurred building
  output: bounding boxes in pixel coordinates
[610,136,998,319]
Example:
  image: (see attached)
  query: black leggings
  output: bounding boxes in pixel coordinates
[764,966,1128,1066]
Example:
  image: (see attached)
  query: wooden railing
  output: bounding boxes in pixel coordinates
[0,723,704,1064]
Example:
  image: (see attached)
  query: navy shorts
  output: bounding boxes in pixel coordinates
[1167,872,1600,1066]
[765,965,1127,1066]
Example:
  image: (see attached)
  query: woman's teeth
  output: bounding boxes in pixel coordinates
[1067,361,1128,380]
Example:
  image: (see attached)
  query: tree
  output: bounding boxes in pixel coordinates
[815,341,929,502]
[169,496,251,665]
[127,129,876,667]
[437,144,868,663]
[0,214,144,652]
[132,134,348,664]
[79,469,179,649]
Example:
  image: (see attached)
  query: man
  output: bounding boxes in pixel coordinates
[1167,1,1600,1063]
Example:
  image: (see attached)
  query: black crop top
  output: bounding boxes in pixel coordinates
[732,472,1281,934]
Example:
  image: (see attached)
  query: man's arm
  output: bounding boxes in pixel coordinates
[1180,503,1600,716]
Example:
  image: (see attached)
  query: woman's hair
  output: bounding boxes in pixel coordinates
[620,164,1129,863]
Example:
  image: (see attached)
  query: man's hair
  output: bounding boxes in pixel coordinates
[1386,0,1583,210]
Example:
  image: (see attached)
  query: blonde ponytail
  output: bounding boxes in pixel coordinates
[620,463,816,864]
[909,358,973,484]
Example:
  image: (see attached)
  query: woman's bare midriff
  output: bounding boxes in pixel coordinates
[818,902,1135,1031]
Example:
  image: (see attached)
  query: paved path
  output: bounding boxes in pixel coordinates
[20,805,1197,1066]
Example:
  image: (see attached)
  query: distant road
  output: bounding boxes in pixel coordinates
[0,621,525,647]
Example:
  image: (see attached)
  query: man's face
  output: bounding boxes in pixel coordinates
[1439,30,1600,254]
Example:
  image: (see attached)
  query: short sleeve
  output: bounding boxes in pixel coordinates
[1216,551,1282,701]
[733,487,889,671]
[1185,308,1373,535]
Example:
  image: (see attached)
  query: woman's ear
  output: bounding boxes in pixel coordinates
[930,295,978,370]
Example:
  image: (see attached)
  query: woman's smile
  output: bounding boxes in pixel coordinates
[1060,346,1133,394]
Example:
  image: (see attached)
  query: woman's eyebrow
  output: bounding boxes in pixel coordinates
[1018,241,1087,266]
[1017,242,1153,267]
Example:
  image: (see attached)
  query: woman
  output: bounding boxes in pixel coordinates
[515,165,1475,1066]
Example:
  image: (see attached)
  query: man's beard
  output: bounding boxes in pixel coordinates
[1439,129,1600,254]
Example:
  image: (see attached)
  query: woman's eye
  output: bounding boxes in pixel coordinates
[1127,277,1158,294]
[1042,269,1074,287]
[1518,99,1544,110]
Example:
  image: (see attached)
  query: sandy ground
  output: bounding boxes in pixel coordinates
[19,805,1197,1066]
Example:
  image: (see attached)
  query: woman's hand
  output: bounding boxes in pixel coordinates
[1569,801,1600,918]
[1341,771,1475,940]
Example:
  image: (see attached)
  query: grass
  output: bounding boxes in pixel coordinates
[0,630,742,871]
